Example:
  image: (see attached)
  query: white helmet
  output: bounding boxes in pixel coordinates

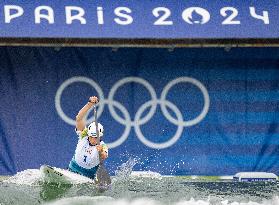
[87,122,104,137]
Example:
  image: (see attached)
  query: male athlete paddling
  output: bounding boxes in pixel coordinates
[68,96,108,180]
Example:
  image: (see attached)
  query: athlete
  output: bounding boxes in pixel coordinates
[68,96,108,180]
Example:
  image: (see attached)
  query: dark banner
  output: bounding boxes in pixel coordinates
[0,47,279,176]
[0,0,278,38]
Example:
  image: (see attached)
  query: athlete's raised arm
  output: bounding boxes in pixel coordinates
[75,96,99,131]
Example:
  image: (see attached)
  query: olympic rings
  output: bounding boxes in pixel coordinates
[108,77,157,126]
[160,77,210,127]
[55,76,105,125]
[55,76,210,149]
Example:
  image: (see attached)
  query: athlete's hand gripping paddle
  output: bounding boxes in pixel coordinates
[93,105,112,187]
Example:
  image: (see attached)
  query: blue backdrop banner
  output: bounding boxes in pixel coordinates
[0,47,279,176]
[0,0,278,38]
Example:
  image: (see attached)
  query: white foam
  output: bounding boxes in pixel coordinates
[3,167,95,185]
[220,196,279,205]
[42,196,279,205]
[130,171,162,180]
[3,169,43,185]
[43,196,115,205]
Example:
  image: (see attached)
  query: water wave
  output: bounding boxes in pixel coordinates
[43,196,279,205]
[3,169,43,185]
[3,157,138,186]
[43,196,114,205]
[130,171,162,180]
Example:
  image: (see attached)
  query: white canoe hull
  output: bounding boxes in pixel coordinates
[40,165,94,184]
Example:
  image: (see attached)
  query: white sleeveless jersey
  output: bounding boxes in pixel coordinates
[74,137,104,169]
[74,128,107,169]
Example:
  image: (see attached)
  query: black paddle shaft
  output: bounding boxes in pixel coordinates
[93,105,111,186]
[93,106,101,146]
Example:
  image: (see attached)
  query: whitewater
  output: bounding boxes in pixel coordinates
[0,158,278,205]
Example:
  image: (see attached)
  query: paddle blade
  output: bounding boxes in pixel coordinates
[96,163,111,187]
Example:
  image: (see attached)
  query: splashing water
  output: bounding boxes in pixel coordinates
[3,157,139,186]
[1,160,279,205]
[114,157,137,181]
[3,169,43,185]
